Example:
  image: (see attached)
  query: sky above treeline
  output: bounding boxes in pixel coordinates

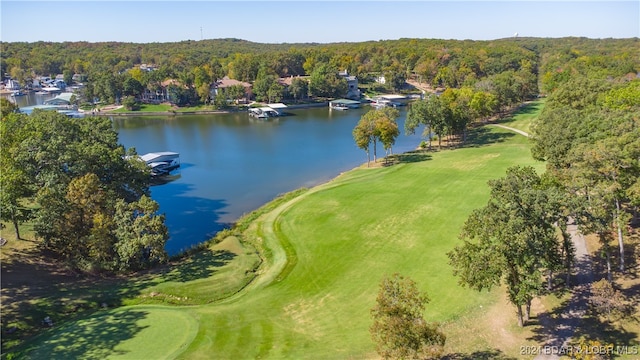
[1,1,638,43]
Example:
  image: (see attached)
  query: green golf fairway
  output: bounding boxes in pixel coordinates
[21,126,541,359]
[177,127,542,359]
[24,306,198,360]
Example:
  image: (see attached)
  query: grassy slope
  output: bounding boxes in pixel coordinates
[177,126,542,359]
[496,98,545,134]
[14,102,547,359]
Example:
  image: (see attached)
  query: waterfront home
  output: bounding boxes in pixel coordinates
[211,77,253,103]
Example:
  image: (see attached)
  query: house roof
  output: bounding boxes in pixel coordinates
[215,76,251,88]
[161,79,184,88]
[278,75,309,86]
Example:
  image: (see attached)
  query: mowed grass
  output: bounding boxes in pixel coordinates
[18,126,542,359]
[497,99,545,134]
[128,236,261,305]
[2,235,260,355]
[21,306,199,360]
[176,127,543,359]
[110,103,173,113]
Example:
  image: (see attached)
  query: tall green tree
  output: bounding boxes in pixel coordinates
[0,113,32,239]
[0,98,20,119]
[405,95,450,150]
[569,115,640,273]
[376,107,400,157]
[114,195,169,272]
[448,166,570,326]
[123,76,144,97]
[353,111,377,166]
[288,77,309,101]
[253,67,279,102]
[370,273,446,359]
[225,84,247,104]
[353,108,400,165]
[2,111,164,272]
[309,63,347,98]
[405,99,431,148]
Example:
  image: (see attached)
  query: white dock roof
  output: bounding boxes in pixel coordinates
[266,103,287,109]
[140,152,179,163]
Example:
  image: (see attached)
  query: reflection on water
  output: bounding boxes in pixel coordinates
[114,107,424,254]
[2,92,57,107]
[14,103,423,254]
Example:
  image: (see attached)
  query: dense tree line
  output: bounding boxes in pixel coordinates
[3,38,636,108]
[532,77,640,279]
[449,71,639,326]
[0,110,169,273]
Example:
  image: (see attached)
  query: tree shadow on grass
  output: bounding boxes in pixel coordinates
[529,289,638,352]
[383,150,432,166]
[1,246,154,352]
[1,243,236,352]
[20,309,149,359]
[465,126,516,148]
[154,249,236,283]
[443,348,517,359]
[496,101,544,123]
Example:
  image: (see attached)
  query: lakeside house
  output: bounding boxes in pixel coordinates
[211,77,253,103]
[141,79,185,103]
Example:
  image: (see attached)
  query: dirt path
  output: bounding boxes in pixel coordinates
[488,123,531,138]
[406,79,439,94]
[535,223,594,359]
[487,124,596,359]
[428,111,597,357]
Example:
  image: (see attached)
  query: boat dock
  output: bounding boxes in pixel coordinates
[329,99,361,110]
[138,152,180,176]
[248,103,288,119]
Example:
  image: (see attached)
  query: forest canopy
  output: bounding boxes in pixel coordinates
[2,37,638,106]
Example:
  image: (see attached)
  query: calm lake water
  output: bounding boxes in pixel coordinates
[5,92,58,107]
[114,107,425,254]
[11,94,424,254]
